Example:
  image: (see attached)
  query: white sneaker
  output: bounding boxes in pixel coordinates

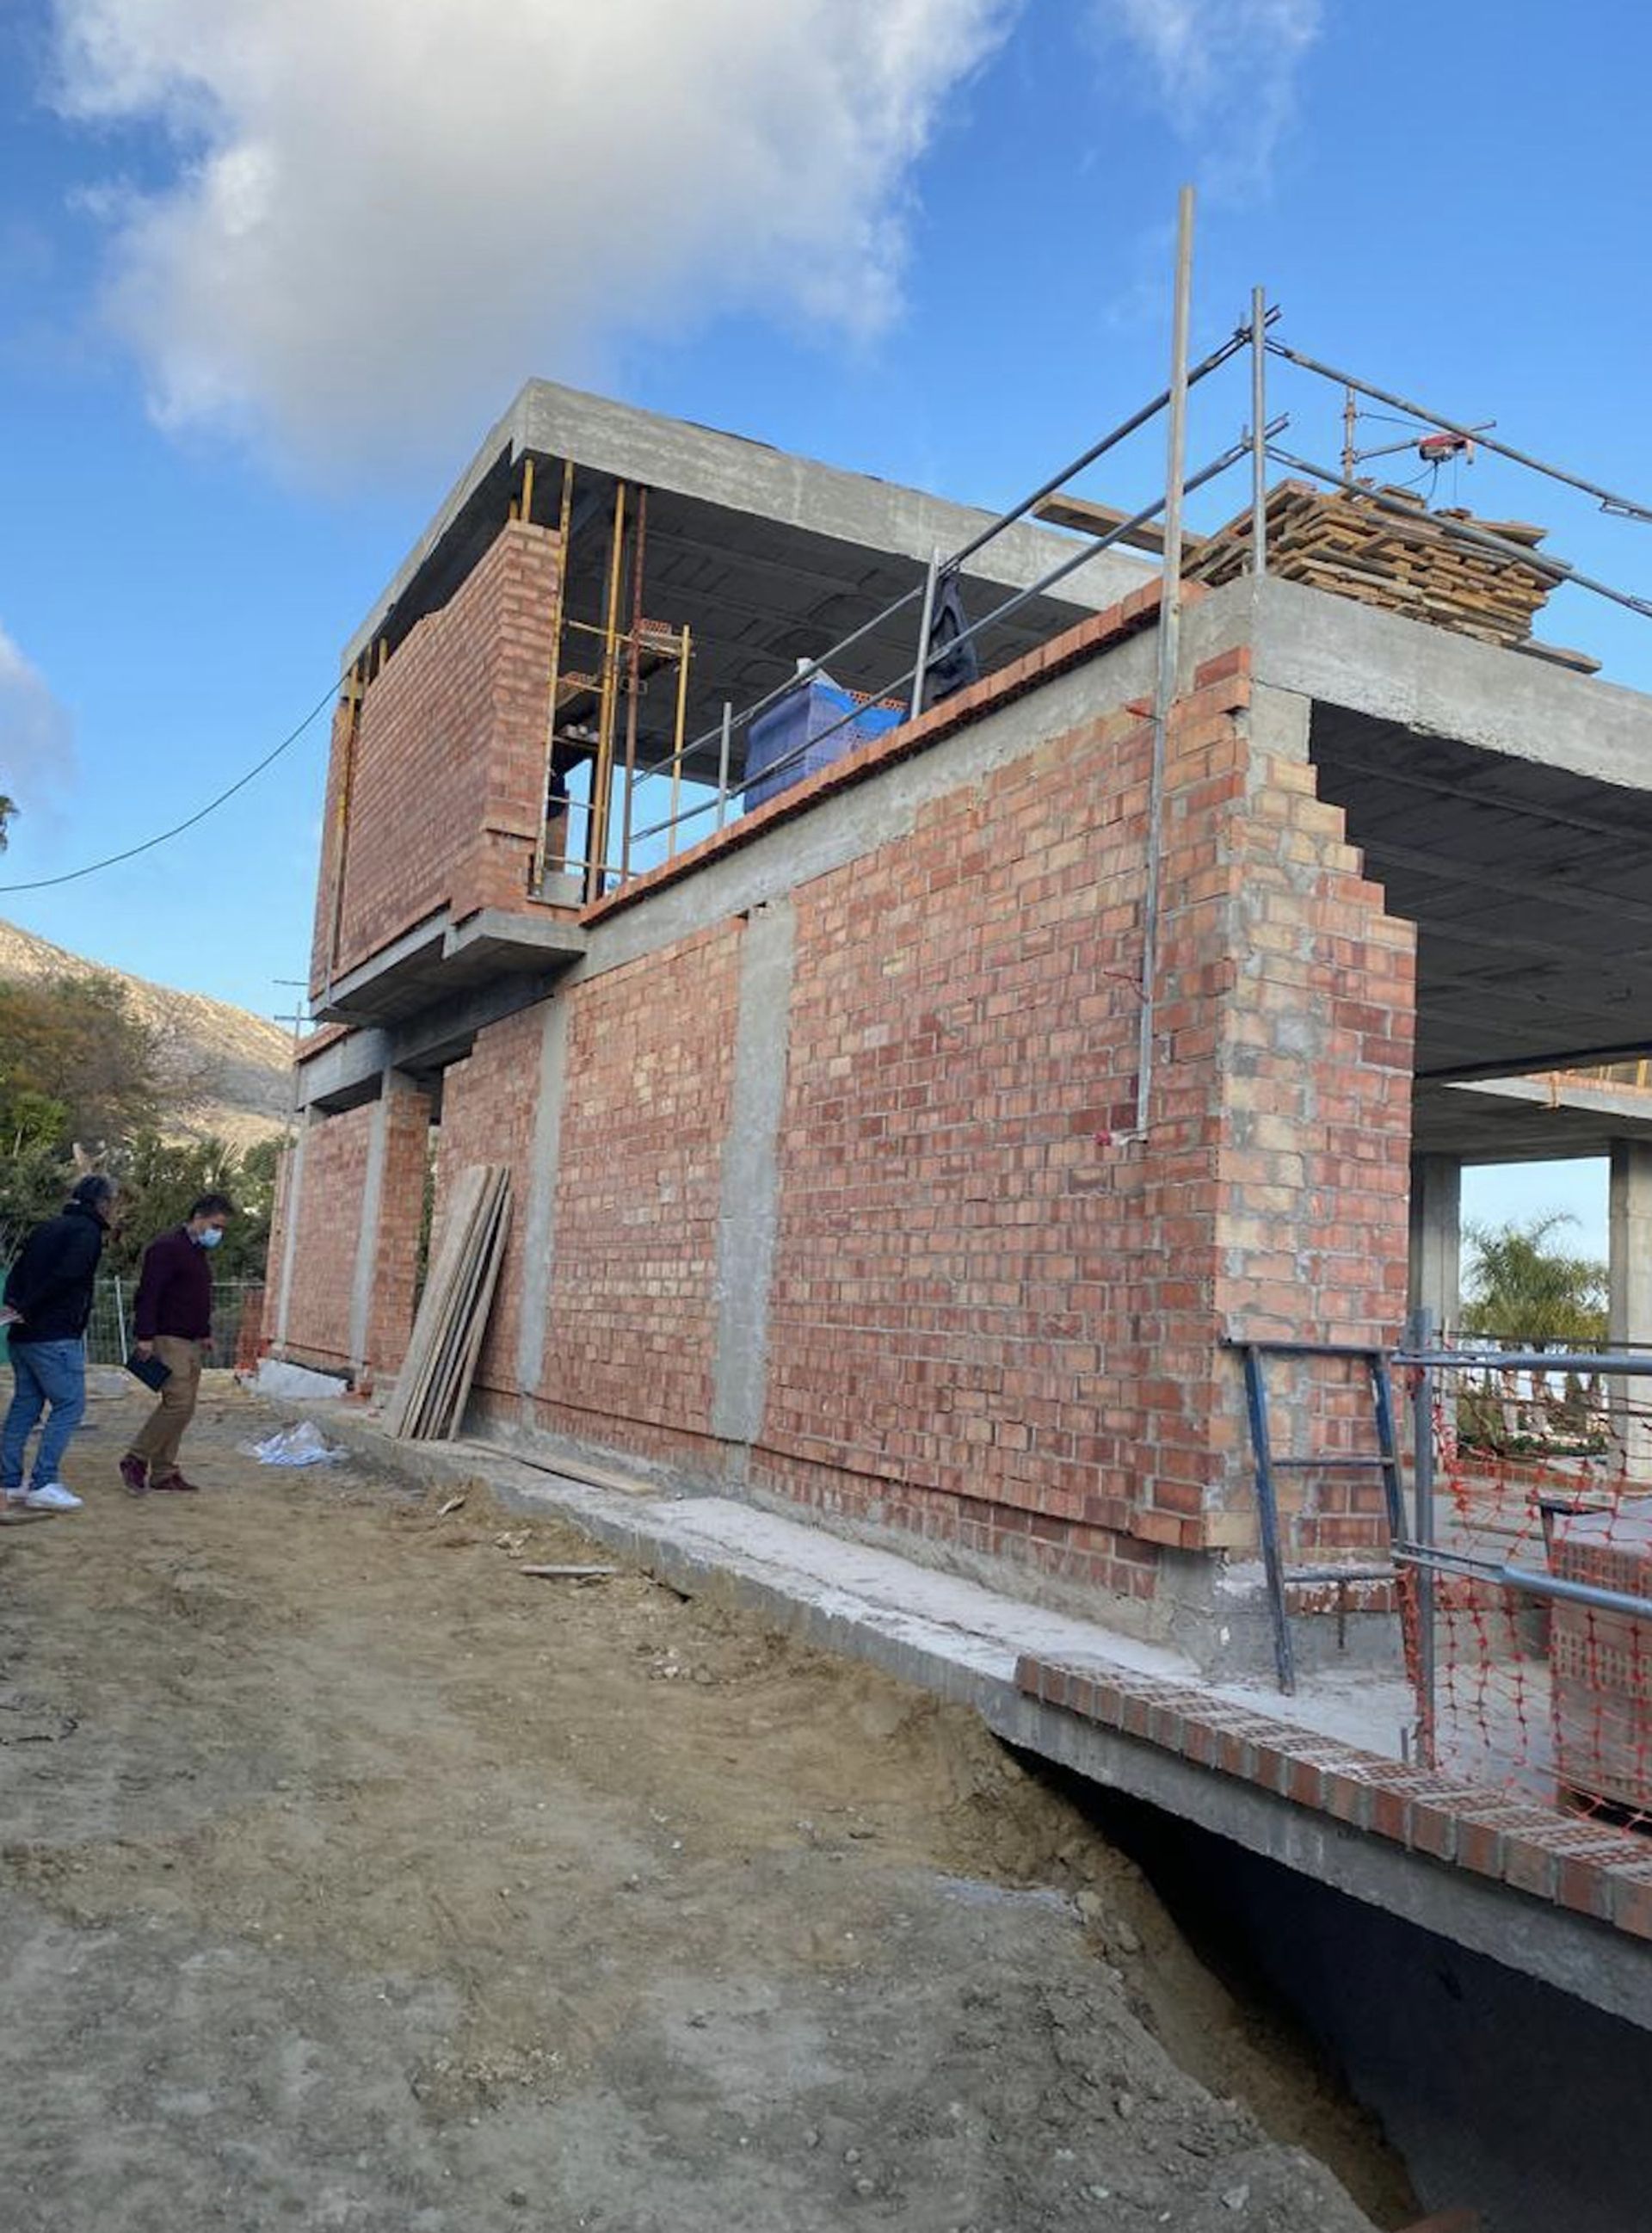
[22,1482,83,1512]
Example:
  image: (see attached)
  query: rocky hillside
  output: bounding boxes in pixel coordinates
[0,918,292,1150]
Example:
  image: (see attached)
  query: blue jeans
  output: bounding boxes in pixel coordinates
[1,1338,87,1490]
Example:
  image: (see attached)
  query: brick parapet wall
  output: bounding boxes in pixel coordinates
[308,521,561,996]
[1017,1650,1652,1945]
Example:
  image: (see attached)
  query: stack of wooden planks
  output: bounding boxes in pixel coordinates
[1185,481,1596,666]
[383,1163,511,1442]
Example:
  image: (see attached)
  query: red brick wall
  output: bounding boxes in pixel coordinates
[365,1076,433,1379]
[309,521,561,995]
[531,926,742,1452]
[432,1006,544,1397]
[273,1079,430,1379]
[279,1102,378,1370]
[285,595,1415,1607]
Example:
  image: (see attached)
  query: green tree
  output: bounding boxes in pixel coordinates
[0,971,159,1150]
[1460,1211,1608,1347]
[0,794,15,851]
[1458,1211,1608,1453]
[108,1132,276,1283]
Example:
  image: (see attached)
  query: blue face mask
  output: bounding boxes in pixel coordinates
[196,1226,225,1249]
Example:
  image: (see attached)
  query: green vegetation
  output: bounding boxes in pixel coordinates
[1458,1211,1608,1454]
[0,968,278,1279]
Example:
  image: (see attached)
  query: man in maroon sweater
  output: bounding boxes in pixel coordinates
[120,1191,235,1496]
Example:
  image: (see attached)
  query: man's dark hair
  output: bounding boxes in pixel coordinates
[70,1173,118,1212]
[189,1192,237,1219]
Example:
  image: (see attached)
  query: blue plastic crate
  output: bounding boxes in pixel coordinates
[743,675,902,811]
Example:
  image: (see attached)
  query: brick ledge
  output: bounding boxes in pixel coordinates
[1016,1652,1652,1943]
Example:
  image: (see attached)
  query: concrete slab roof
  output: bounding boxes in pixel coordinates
[342,378,1153,773]
[1203,575,1652,1083]
[1414,1073,1652,1162]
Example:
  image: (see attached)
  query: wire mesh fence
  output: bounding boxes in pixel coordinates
[1402,1338,1652,1835]
[78,1279,266,1371]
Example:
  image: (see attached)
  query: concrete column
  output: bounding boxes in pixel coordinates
[711,899,795,1447]
[1607,1139,1652,1480]
[515,994,572,1405]
[1408,1154,1462,1331]
[274,1119,311,1348]
[347,1079,393,1374]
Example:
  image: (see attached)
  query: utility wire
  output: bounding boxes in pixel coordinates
[0,678,338,894]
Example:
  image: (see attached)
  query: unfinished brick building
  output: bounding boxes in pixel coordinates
[269,379,1652,1677]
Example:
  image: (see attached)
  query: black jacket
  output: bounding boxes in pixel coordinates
[3,1200,108,1344]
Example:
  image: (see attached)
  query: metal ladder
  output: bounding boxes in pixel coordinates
[1230,1337,1408,1693]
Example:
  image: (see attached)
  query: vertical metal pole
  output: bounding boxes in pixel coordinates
[1341,383,1359,483]
[1134,182,1194,1138]
[1249,286,1268,575]
[1241,1344,1297,1694]
[588,480,627,901]
[909,548,941,720]
[620,485,647,886]
[667,625,692,860]
[114,1274,127,1360]
[715,700,733,830]
[1408,1305,1439,1767]
[533,463,575,892]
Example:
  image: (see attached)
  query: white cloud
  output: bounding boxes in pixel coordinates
[48,0,1016,468]
[1089,0,1323,192]
[0,625,76,833]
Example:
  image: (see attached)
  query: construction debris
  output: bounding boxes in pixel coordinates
[383,1163,511,1442]
[519,1564,618,1582]
[1187,481,1600,670]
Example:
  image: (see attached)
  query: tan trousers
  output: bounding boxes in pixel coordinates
[129,1336,204,1477]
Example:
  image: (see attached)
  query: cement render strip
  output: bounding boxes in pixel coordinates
[265,1395,1652,2032]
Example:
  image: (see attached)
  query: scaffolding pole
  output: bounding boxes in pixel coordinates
[1135,182,1194,1139]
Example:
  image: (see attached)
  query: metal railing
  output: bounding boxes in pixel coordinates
[1396,1311,1652,1828]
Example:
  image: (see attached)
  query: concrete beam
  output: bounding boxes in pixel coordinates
[348,1083,394,1373]
[1408,1154,1462,1329]
[711,900,795,1447]
[1246,572,1652,789]
[514,997,571,1402]
[1607,1139,1652,1479]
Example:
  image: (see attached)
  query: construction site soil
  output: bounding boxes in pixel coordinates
[0,1379,1415,2233]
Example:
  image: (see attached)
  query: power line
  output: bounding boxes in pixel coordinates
[0,678,338,894]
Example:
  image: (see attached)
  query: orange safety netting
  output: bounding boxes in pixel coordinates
[1417,1360,1652,1835]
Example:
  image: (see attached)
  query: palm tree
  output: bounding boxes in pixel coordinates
[1459,1212,1607,1447]
[1460,1212,1607,1347]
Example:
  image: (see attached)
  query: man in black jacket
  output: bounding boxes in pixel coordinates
[1,1173,119,1514]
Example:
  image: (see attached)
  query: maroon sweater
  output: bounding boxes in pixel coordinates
[133,1227,214,1342]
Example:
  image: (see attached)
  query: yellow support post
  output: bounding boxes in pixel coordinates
[587,480,627,901]
[667,623,692,861]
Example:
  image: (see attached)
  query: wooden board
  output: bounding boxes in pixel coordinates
[385,1164,511,1442]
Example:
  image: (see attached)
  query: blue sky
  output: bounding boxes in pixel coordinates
[2,0,1648,1261]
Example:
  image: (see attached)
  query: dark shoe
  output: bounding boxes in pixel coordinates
[150,1471,201,1494]
[119,1454,150,1496]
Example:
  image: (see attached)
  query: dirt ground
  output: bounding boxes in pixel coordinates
[0,1375,1415,2233]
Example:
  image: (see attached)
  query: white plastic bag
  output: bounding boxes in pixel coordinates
[240,1420,346,1468]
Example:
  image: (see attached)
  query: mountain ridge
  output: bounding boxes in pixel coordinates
[0,917,293,1150]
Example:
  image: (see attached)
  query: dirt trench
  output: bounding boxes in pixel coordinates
[0,1378,1415,2232]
